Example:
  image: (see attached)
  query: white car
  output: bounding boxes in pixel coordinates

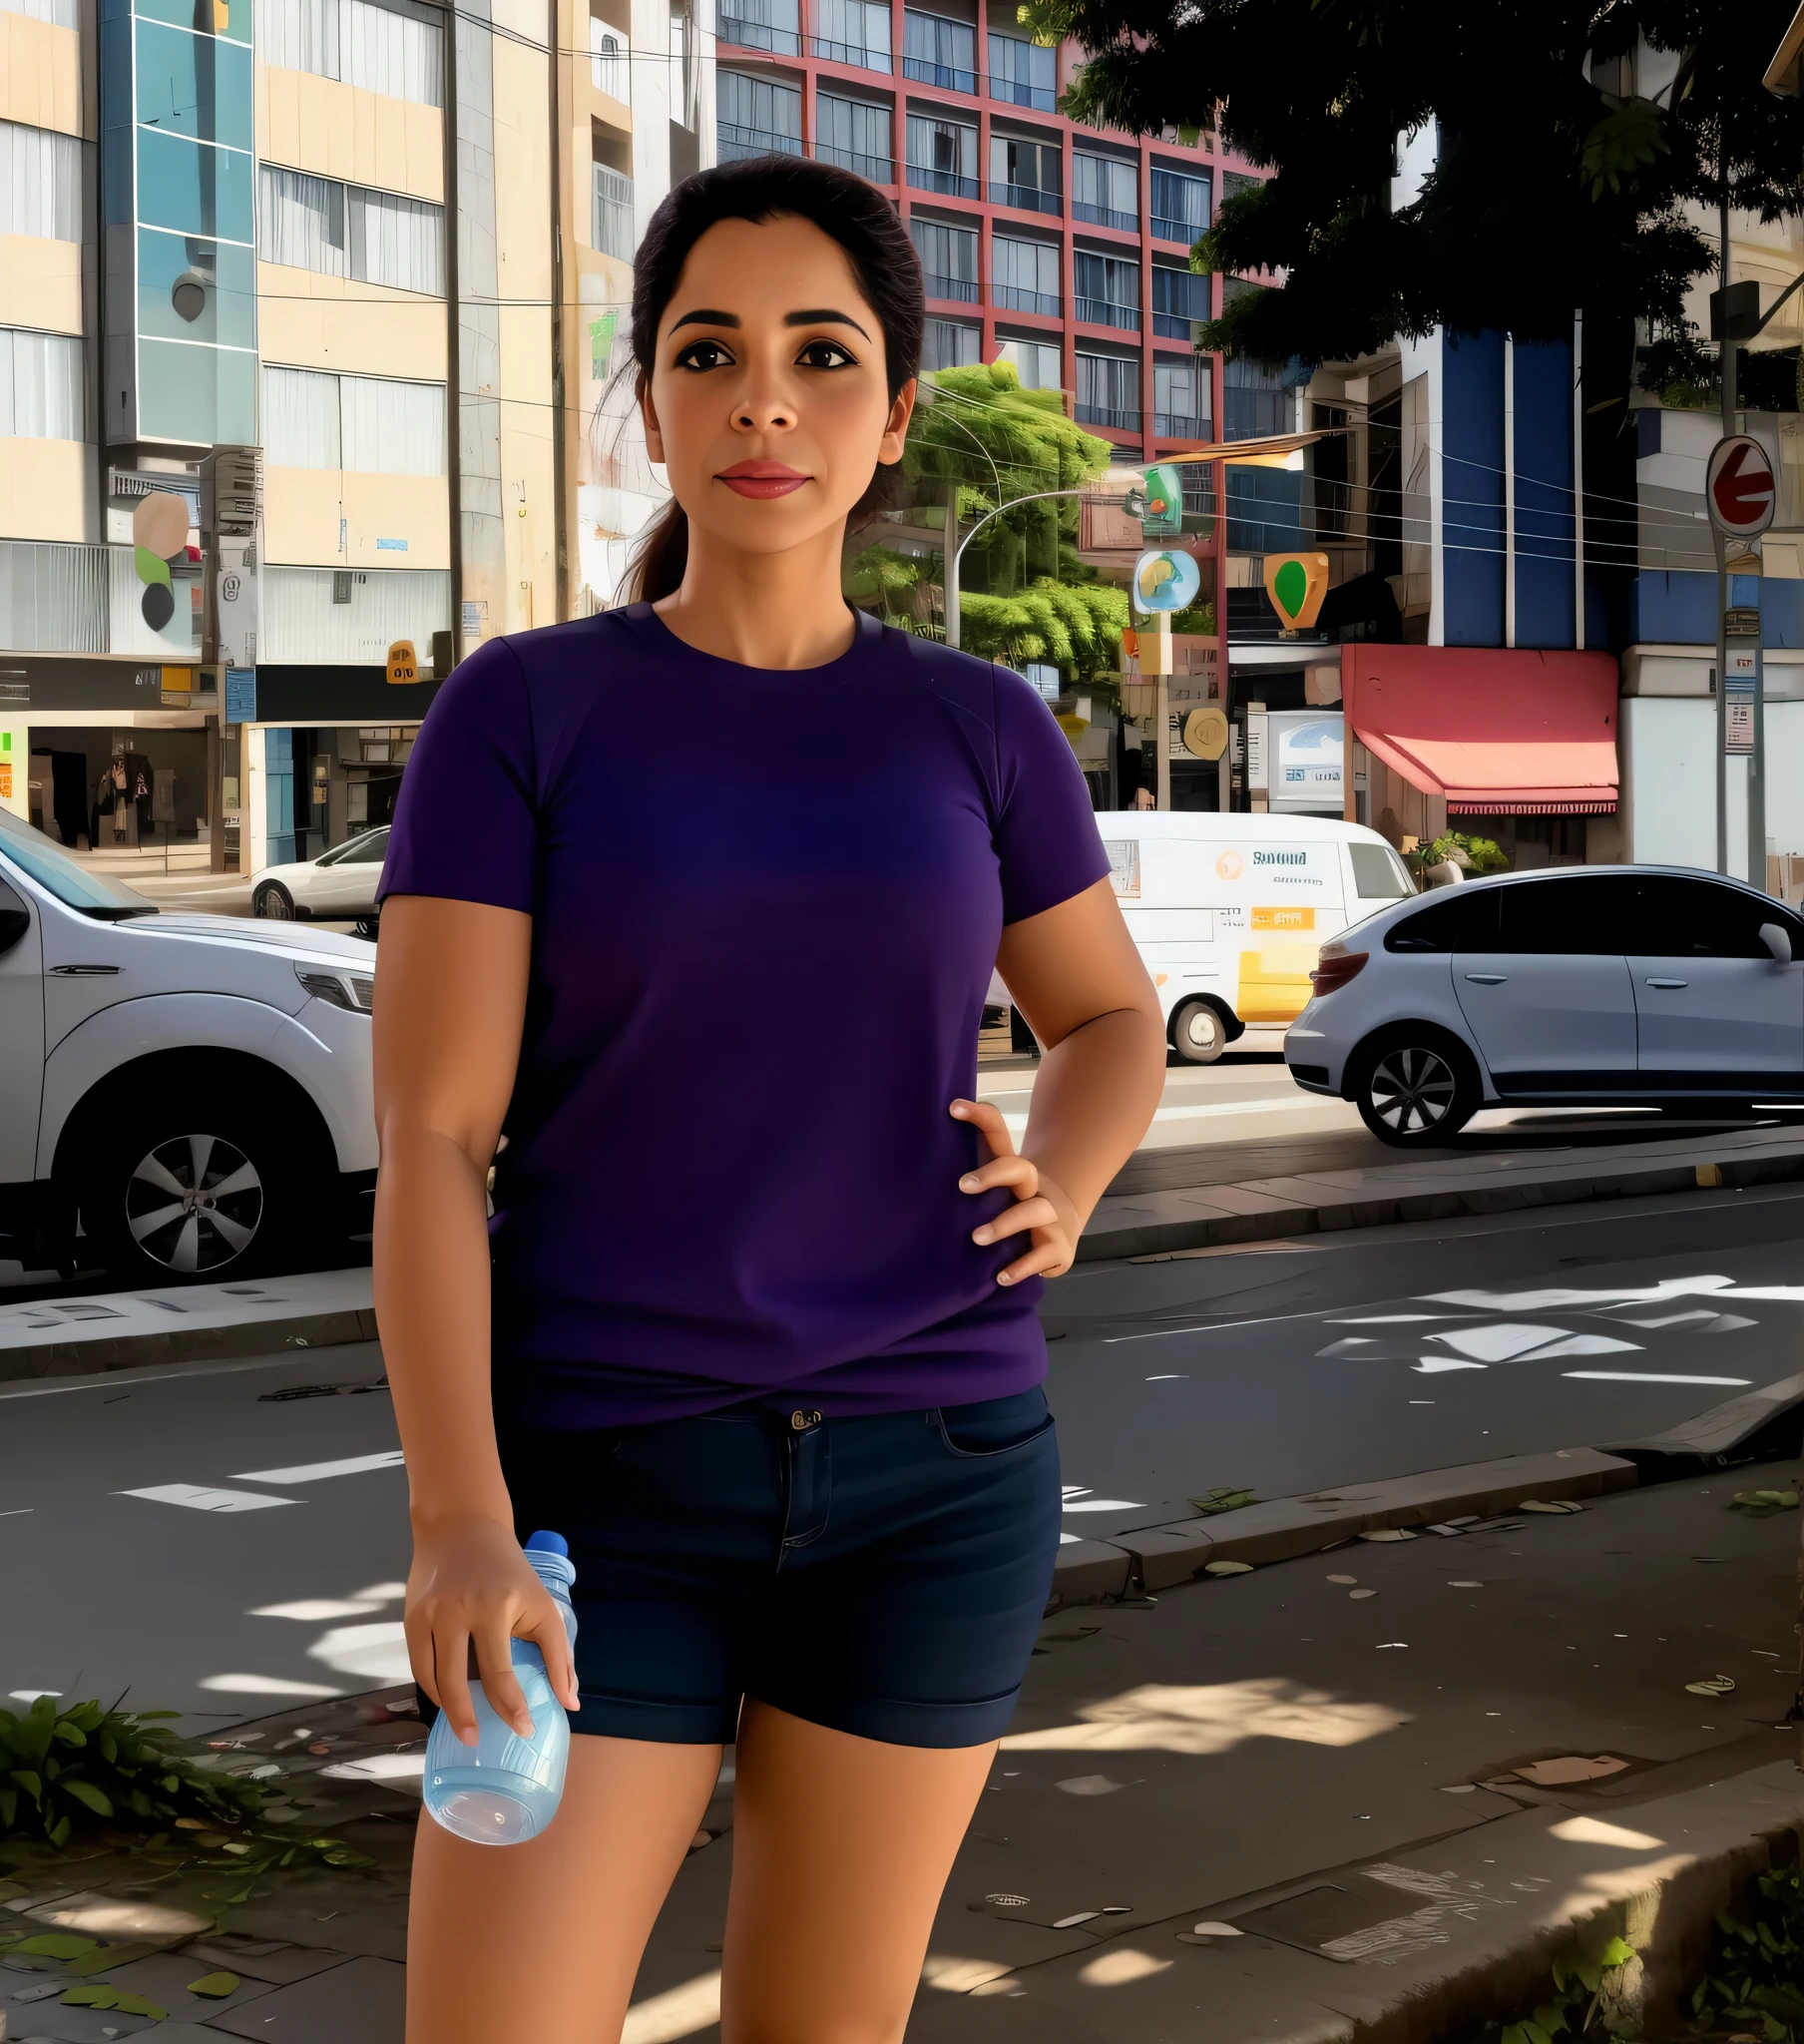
[0,804,377,1280]
[252,824,390,935]
[1285,865,1804,1147]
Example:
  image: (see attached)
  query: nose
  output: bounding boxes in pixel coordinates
[733,378,794,433]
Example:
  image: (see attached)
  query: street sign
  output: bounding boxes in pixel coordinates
[387,639,419,685]
[1132,549,1201,615]
[1262,552,1331,635]
[1139,463,1184,540]
[1180,706,1228,760]
[1706,435,1777,539]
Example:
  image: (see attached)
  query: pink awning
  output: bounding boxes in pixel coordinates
[1342,646,1619,815]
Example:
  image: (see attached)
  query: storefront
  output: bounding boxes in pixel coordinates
[1340,645,1620,863]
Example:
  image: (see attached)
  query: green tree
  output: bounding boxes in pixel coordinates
[1020,0,1804,386]
[955,579,1129,682]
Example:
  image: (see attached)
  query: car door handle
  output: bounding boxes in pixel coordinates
[1463,973,1508,985]
[48,964,121,976]
[1643,978,1688,990]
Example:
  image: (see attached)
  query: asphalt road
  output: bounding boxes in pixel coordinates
[2,1182,1800,1729]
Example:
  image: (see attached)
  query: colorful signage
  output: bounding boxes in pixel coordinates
[1262,552,1331,634]
[1133,548,1202,615]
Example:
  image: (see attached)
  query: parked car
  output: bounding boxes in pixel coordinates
[1285,865,1804,1147]
[1083,812,1418,1063]
[0,803,377,1281]
[252,825,390,937]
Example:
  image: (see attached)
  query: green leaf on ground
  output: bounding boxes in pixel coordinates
[1596,1934,1637,1967]
[1189,1487,1257,1516]
[113,1991,170,2017]
[14,1933,100,1958]
[61,1779,114,1817]
[66,1941,161,1975]
[60,1985,120,2008]
[187,1970,240,1996]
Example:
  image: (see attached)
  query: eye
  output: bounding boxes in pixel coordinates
[674,337,734,371]
[795,337,857,369]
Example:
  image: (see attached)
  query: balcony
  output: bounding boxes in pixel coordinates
[817,142,894,181]
[717,12,801,52]
[1076,295,1139,332]
[808,35,891,70]
[996,283,1059,317]
[717,123,805,164]
[1154,412,1208,439]
[1152,311,1201,341]
[907,163,979,199]
[923,271,979,303]
[903,9,975,91]
[1075,402,1139,432]
[990,75,1055,111]
[592,165,634,261]
[1072,200,1136,234]
[904,52,975,89]
[989,181,1060,217]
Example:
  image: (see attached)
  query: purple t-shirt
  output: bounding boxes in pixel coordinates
[379,602,1110,1427]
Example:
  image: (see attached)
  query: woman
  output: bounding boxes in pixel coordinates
[375,154,1165,2043]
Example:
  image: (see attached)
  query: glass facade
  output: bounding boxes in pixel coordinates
[989,33,1055,111]
[101,0,257,446]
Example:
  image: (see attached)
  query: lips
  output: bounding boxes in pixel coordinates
[715,462,810,499]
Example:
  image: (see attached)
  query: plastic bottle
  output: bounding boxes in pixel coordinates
[422,1530,578,1846]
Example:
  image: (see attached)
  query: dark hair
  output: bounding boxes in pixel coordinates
[626,155,924,604]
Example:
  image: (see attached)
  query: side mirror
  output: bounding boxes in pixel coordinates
[1759,921,1793,966]
[0,879,28,959]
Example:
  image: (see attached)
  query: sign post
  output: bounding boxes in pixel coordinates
[1705,434,1776,884]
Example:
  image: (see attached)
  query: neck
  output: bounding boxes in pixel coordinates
[654,517,857,670]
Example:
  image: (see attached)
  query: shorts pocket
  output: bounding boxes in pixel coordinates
[934,1386,1055,1459]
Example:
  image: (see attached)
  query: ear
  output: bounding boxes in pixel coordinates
[640,374,667,465]
[876,376,917,466]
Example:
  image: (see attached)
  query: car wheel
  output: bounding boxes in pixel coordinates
[1353,1034,1479,1146]
[254,882,294,919]
[78,1095,329,1283]
[1170,997,1229,1066]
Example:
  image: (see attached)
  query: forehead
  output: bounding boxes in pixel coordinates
[661,214,874,328]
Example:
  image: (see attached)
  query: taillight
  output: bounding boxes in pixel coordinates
[1310,946,1368,996]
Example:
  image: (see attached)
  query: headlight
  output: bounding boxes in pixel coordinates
[296,966,374,1013]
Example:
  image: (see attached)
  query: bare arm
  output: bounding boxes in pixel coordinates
[954,876,1165,1282]
[373,895,578,1739]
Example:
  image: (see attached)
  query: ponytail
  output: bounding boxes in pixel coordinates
[626,497,688,604]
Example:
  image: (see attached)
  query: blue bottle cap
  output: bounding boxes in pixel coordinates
[524,1529,568,1557]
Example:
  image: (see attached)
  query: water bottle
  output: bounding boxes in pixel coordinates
[423,1530,577,1846]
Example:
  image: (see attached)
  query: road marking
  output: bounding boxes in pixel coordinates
[231,1450,405,1483]
[1562,1371,1751,1386]
[118,1483,298,1512]
[1063,1498,1145,1512]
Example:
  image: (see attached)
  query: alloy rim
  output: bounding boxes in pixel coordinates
[261,889,292,918]
[1182,1006,1222,1052]
[125,1134,264,1273]
[1369,1047,1457,1134]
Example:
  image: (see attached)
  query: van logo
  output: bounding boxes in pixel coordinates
[1215,849,1243,880]
[1252,851,1307,866]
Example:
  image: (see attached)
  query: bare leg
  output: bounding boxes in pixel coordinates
[722,1701,995,2044]
[405,1734,721,2043]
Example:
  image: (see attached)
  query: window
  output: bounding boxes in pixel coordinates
[989,131,1059,213]
[590,17,630,94]
[0,805,151,917]
[1150,263,1208,339]
[906,113,977,197]
[716,0,798,56]
[921,318,979,370]
[135,19,254,150]
[989,32,1054,110]
[137,228,256,349]
[1621,876,1804,960]
[263,364,341,468]
[994,335,1061,390]
[903,8,974,91]
[993,235,1058,316]
[342,375,445,474]
[262,564,451,662]
[1150,166,1208,244]
[1348,842,1414,902]
[1,0,79,28]
[910,218,978,303]
[0,541,107,654]
[1385,888,1494,954]
[0,328,85,440]
[812,0,890,71]
[1075,350,1138,431]
[1493,874,1642,954]
[138,129,255,242]
[1152,356,1204,439]
[259,0,444,106]
[258,166,445,294]
[816,94,891,179]
[1072,151,1136,231]
[1223,352,1287,440]
[717,70,802,159]
[593,165,634,258]
[1074,251,1138,330]
[1221,169,1261,206]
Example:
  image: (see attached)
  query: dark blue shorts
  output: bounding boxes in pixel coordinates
[491,1386,1062,1750]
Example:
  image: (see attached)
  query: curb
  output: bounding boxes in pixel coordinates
[0,1306,379,1383]
[1076,1138,1804,1263]
[1047,1447,1637,1609]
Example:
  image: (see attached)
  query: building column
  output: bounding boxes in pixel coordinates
[243,725,267,878]
[1137,142,1154,459]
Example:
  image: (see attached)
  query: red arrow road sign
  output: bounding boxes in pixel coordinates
[1707,435,1776,537]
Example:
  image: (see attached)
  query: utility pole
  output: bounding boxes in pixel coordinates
[1717,186,1734,877]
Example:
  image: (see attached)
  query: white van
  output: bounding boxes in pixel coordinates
[1090,812,1417,1062]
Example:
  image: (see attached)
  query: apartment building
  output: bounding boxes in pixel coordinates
[0,0,710,872]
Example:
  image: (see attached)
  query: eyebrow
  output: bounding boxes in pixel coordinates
[666,306,872,340]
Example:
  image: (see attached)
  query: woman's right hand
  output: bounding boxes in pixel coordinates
[405,1514,581,1745]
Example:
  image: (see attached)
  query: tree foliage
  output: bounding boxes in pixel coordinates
[1020,0,1804,377]
[956,578,1129,681]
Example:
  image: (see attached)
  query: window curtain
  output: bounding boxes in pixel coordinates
[345,0,444,107]
[259,0,342,77]
[1,123,82,242]
[340,374,445,474]
[261,364,341,468]
[348,185,444,293]
[0,0,79,27]
[257,165,348,275]
[0,327,85,439]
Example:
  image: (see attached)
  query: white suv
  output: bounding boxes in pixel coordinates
[1286,865,1804,1147]
[0,805,377,1281]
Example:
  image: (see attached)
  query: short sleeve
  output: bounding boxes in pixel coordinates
[378,638,539,912]
[991,666,1113,925]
